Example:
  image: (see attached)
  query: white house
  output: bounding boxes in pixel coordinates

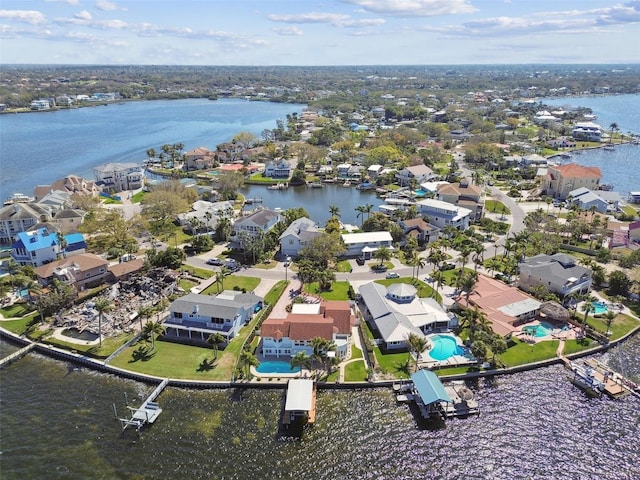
[260,301,354,359]
[358,281,457,351]
[567,187,609,213]
[279,217,322,257]
[518,253,592,299]
[93,163,144,192]
[396,165,436,186]
[341,231,393,258]
[0,203,51,244]
[264,160,291,178]
[232,208,281,250]
[164,291,263,343]
[415,198,472,230]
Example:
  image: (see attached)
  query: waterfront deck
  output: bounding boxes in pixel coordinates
[117,378,169,433]
[0,343,36,368]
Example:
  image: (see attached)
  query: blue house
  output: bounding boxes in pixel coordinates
[11,228,86,267]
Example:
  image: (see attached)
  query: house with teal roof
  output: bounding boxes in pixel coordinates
[11,228,86,267]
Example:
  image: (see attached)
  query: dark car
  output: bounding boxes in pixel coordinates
[356,257,365,266]
[372,264,388,273]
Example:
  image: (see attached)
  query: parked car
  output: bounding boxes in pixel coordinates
[385,272,400,279]
[206,258,223,266]
[356,257,365,266]
[372,264,388,272]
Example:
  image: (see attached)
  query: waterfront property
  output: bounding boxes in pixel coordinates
[358,281,457,351]
[0,202,52,245]
[260,301,354,359]
[542,163,602,199]
[518,253,592,299]
[34,253,109,291]
[93,163,144,193]
[455,275,541,337]
[282,378,316,430]
[231,208,281,250]
[278,217,322,258]
[415,198,472,230]
[11,228,86,267]
[341,231,393,258]
[164,291,264,343]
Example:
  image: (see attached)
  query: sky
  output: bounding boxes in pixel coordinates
[1,0,639,65]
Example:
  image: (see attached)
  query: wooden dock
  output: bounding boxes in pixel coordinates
[0,343,36,368]
[117,378,169,434]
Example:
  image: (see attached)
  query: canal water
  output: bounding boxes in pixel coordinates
[1,334,639,479]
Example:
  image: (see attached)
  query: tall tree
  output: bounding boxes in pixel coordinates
[207,332,226,360]
[94,297,113,348]
[142,320,165,350]
[406,332,429,373]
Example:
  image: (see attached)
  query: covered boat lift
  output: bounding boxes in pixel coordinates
[283,379,316,426]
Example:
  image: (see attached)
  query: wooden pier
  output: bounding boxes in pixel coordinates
[116,378,169,434]
[0,343,36,368]
[564,358,636,399]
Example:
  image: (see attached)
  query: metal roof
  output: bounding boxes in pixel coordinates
[411,370,452,405]
[284,379,313,412]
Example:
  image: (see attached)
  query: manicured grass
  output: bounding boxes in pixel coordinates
[201,275,260,295]
[130,191,145,203]
[178,278,198,292]
[499,337,560,367]
[305,281,351,300]
[587,313,639,341]
[181,265,215,279]
[0,312,39,335]
[485,199,511,215]
[344,360,368,382]
[350,345,363,360]
[335,260,352,273]
[0,303,34,318]
[247,173,285,184]
[373,348,411,380]
[375,278,441,302]
[562,339,595,355]
[42,333,134,359]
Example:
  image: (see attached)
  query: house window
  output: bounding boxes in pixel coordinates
[174,312,183,319]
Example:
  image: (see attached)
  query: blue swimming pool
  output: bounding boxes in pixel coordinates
[428,334,465,361]
[523,321,554,338]
[256,361,300,374]
[592,301,608,315]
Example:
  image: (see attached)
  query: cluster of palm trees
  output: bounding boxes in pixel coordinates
[289,337,337,379]
[145,143,186,168]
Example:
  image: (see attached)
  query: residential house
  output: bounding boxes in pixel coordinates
[396,165,436,187]
[629,221,640,244]
[279,217,322,258]
[107,258,145,283]
[572,122,603,142]
[336,163,352,179]
[34,253,109,290]
[184,147,216,171]
[36,190,72,214]
[399,218,440,247]
[455,275,541,337]
[176,200,235,233]
[437,179,484,222]
[232,208,281,249]
[415,198,472,230]
[34,175,101,200]
[93,163,144,192]
[164,291,263,343]
[53,209,87,234]
[30,99,50,110]
[367,164,383,179]
[260,301,354,359]
[518,253,593,299]
[543,163,602,199]
[341,231,393,258]
[358,281,457,351]
[0,203,51,244]
[264,160,291,178]
[566,187,608,213]
[11,228,60,267]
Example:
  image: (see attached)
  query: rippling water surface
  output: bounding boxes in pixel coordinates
[2,334,639,480]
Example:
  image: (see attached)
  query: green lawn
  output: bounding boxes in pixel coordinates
[130,191,146,203]
[485,199,511,215]
[43,333,134,359]
[201,275,260,295]
[0,303,34,318]
[562,339,595,355]
[587,313,639,341]
[181,265,215,279]
[344,360,368,382]
[0,312,39,335]
[305,281,351,300]
[373,348,411,379]
[499,337,560,367]
[335,260,352,273]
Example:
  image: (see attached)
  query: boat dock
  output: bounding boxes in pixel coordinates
[282,379,316,427]
[0,343,36,368]
[564,357,638,399]
[395,371,479,421]
[116,378,169,434]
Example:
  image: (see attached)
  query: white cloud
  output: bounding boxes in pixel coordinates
[74,10,92,21]
[273,26,304,36]
[95,0,121,12]
[45,0,80,5]
[339,0,477,17]
[267,12,352,25]
[0,10,47,25]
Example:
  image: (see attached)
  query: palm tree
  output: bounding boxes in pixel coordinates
[207,332,226,360]
[57,232,68,259]
[136,305,153,333]
[431,270,445,302]
[329,204,340,219]
[215,267,228,294]
[373,246,392,266]
[238,350,259,379]
[364,203,373,221]
[603,310,616,336]
[460,271,478,309]
[142,320,165,350]
[406,333,429,372]
[290,351,312,375]
[609,122,618,144]
[355,205,367,228]
[146,148,156,163]
[579,296,596,338]
[93,297,113,348]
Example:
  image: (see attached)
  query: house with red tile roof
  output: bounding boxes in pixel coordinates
[184,147,216,171]
[259,301,354,359]
[543,163,602,199]
[455,274,541,337]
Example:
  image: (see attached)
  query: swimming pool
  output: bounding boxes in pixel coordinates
[61,328,99,342]
[523,321,554,337]
[428,334,465,361]
[256,361,300,374]
[592,301,608,315]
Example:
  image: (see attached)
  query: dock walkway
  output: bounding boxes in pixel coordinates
[118,378,169,433]
[0,343,36,368]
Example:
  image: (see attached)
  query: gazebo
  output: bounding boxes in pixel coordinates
[539,301,571,322]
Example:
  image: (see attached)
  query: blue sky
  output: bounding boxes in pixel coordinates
[1,0,639,65]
